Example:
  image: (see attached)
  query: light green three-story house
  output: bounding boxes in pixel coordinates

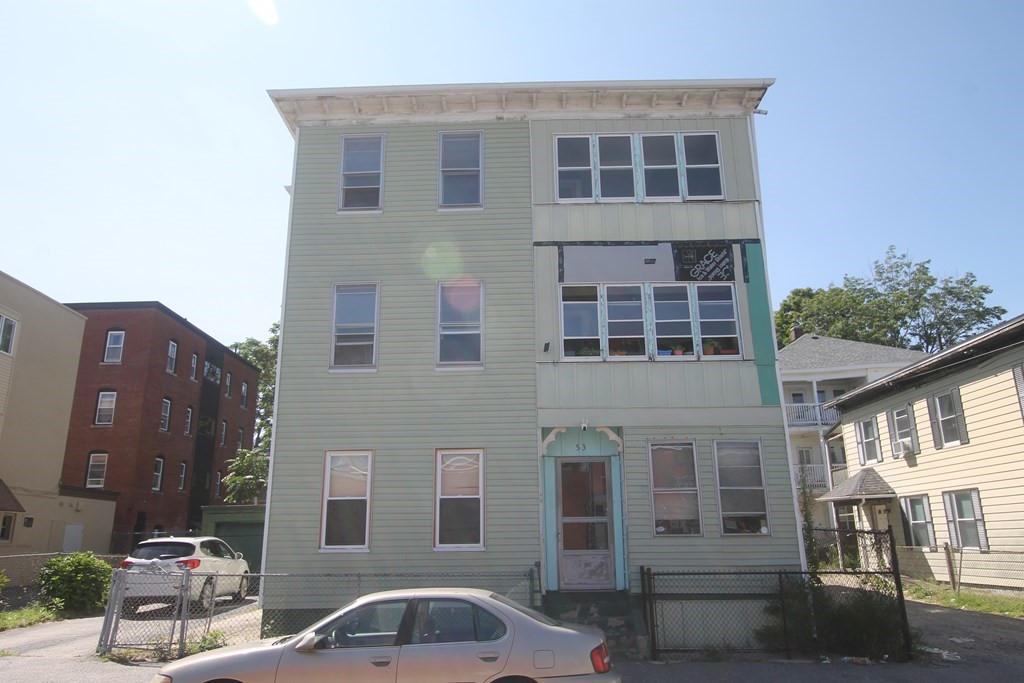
[265,79,803,614]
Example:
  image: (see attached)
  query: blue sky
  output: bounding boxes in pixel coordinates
[2,1,1021,345]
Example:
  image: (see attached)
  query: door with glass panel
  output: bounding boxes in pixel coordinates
[557,459,614,590]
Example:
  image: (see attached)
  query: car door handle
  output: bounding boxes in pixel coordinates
[370,656,392,667]
[477,651,500,662]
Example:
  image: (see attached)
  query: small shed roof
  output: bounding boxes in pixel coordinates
[818,468,895,503]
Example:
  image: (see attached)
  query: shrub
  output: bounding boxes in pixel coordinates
[38,552,112,613]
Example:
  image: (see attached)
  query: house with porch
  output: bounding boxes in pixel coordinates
[264,80,804,635]
[819,314,1024,588]
[777,333,928,527]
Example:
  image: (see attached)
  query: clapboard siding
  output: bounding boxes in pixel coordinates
[623,422,802,571]
[839,346,1024,552]
[268,120,541,577]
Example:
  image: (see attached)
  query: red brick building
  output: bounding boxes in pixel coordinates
[61,302,260,552]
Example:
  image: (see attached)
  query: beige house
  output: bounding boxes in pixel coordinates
[0,271,115,554]
[821,314,1024,588]
[777,333,928,528]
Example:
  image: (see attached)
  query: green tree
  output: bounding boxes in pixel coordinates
[225,323,278,503]
[775,247,1005,352]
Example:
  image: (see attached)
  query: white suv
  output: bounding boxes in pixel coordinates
[120,536,250,615]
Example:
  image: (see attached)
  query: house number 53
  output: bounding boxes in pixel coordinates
[576,443,587,452]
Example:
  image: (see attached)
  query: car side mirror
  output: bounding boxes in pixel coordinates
[235,552,244,560]
[293,632,319,652]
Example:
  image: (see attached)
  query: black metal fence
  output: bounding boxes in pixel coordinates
[640,527,911,661]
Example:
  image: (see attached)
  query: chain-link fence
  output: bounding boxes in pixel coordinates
[640,528,911,661]
[98,567,539,659]
[898,545,1024,593]
[0,553,122,610]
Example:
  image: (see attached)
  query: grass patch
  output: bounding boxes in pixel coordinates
[904,579,1024,618]
[0,650,17,657]
[0,604,59,632]
[103,647,171,664]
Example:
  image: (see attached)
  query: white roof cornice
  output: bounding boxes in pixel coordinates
[268,79,774,135]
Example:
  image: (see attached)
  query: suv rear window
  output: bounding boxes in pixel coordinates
[130,542,196,560]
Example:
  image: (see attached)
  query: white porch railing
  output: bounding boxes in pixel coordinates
[793,463,830,489]
[784,403,840,428]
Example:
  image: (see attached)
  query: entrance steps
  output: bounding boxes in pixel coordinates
[540,591,647,661]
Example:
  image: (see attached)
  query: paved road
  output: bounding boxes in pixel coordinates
[0,600,1020,682]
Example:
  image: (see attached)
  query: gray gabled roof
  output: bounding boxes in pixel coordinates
[778,334,930,372]
[818,468,895,502]
[0,480,26,513]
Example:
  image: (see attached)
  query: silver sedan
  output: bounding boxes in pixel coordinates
[150,587,620,683]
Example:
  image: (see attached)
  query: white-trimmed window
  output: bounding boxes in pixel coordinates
[887,403,919,457]
[184,406,193,435]
[555,132,723,202]
[436,449,483,549]
[439,131,482,207]
[86,453,108,488]
[714,440,769,535]
[942,489,988,550]
[0,314,16,355]
[95,391,116,425]
[166,340,177,374]
[650,442,701,535]
[0,513,14,542]
[214,471,222,497]
[855,416,881,464]
[104,330,125,363]
[437,281,483,366]
[928,388,969,449]
[236,428,243,451]
[160,398,171,432]
[339,134,384,210]
[152,457,164,491]
[332,284,379,369]
[899,494,935,548]
[597,135,635,200]
[178,461,187,491]
[241,381,249,408]
[559,282,738,360]
[190,353,198,380]
[225,372,232,397]
[219,420,227,447]
[321,451,372,549]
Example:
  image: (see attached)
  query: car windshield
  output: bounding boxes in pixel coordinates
[488,593,559,626]
[130,542,196,560]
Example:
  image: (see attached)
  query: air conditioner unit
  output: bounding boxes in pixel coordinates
[892,439,912,458]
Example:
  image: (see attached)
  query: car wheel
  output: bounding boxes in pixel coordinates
[191,580,215,612]
[232,573,249,603]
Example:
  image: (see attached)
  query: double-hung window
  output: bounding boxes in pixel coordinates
[332,284,379,369]
[160,398,171,432]
[225,372,232,397]
[0,314,16,355]
[855,416,881,464]
[95,391,116,425]
[942,489,988,550]
[899,494,936,548]
[104,330,124,363]
[559,282,737,360]
[339,134,384,211]
[0,513,14,542]
[887,403,918,457]
[241,382,249,408]
[556,132,723,202]
[178,462,187,491]
[439,132,482,207]
[650,442,701,535]
[928,388,969,449]
[214,471,222,497]
[219,420,227,447]
[86,453,108,488]
[190,353,198,380]
[166,340,177,374]
[152,457,164,491]
[236,428,243,451]
[714,440,769,534]
[436,449,483,549]
[437,281,483,366]
[321,451,371,549]
[184,406,193,435]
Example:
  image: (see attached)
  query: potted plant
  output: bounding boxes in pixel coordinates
[672,345,687,356]
[575,346,601,357]
[702,338,722,356]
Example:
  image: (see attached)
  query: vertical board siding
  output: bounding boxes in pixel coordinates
[270,121,540,580]
[838,350,1024,553]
